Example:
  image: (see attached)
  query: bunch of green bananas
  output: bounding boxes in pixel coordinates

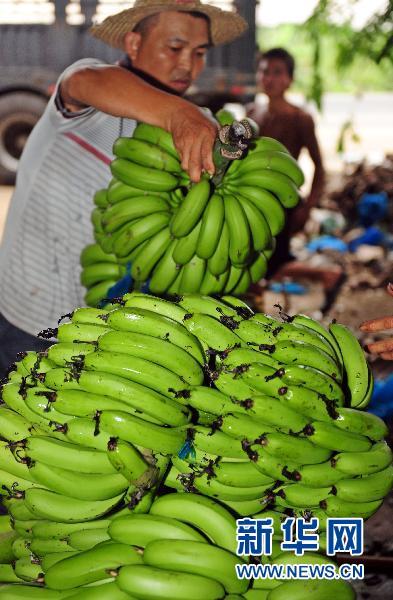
[81,120,304,306]
[0,491,354,598]
[0,293,389,598]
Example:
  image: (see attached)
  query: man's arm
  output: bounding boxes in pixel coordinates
[360,283,393,360]
[60,65,217,182]
[288,113,325,235]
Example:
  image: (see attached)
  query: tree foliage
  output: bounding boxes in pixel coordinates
[302,0,393,107]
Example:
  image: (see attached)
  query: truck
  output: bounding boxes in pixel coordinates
[0,0,257,183]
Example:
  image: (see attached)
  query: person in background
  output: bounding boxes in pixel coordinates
[360,283,393,360]
[0,0,247,377]
[246,47,325,277]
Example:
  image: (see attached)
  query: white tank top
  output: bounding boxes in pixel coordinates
[0,59,136,336]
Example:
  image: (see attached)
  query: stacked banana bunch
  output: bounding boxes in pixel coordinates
[162,294,392,523]
[81,121,304,305]
[0,492,355,599]
[0,293,390,599]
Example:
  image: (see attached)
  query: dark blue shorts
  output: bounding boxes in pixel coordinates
[0,312,51,380]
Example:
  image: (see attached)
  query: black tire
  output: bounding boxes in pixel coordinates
[0,91,48,184]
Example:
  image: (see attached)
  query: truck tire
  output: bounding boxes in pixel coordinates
[0,91,48,184]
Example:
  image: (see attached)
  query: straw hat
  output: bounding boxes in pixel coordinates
[90,0,248,49]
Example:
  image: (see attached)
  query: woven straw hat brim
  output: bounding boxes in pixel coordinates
[90,1,248,49]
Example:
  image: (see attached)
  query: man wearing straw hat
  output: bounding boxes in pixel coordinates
[0,0,247,374]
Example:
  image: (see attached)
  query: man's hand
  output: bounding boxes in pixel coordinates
[360,283,393,360]
[166,103,218,183]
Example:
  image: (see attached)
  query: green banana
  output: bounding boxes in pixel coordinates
[0,564,25,584]
[334,441,393,476]
[80,243,117,267]
[29,537,75,557]
[240,196,273,254]
[231,269,252,295]
[236,186,285,236]
[170,460,273,502]
[170,177,211,238]
[64,418,113,451]
[196,192,225,259]
[44,541,143,590]
[273,483,331,508]
[93,189,108,208]
[297,460,347,487]
[28,461,129,501]
[290,314,343,368]
[254,431,332,464]
[24,436,117,474]
[44,368,188,426]
[82,349,190,400]
[0,406,39,441]
[131,227,172,282]
[23,488,124,523]
[223,264,244,294]
[68,527,111,550]
[333,406,388,441]
[178,294,238,320]
[110,158,178,192]
[108,513,206,547]
[179,255,206,293]
[113,137,181,173]
[224,193,251,266]
[63,581,132,599]
[230,150,304,187]
[98,410,186,455]
[334,465,393,502]
[267,339,342,381]
[102,195,170,233]
[218,412,276,440]
[150,492,238,553]
[46,389,142,420]
[172,220,202,266]
[81,263,122,288]
[192,425,246,459]
[214,460,274,488]
[106,307,204,365]
[112,211,170,258]
[183,312,241,351]
[208,221,230,275]
[279,365,344,402]
[230,170,299,208]
[107,177,171,204]
[132,123,179,159]
[0,583,75,597]
[13,557,44,582]
[234,395,309,435]
[248,136,290,154]
[320,496,382,518]
[97,329,203,385]
[143,539,248,594]
[106,438,156,484]
[149,240,180,293]
[199,267,230,295]
[329,323,369,407]
[32,518,111,540]
[84,280,117,308]
[304,421,372,452]
[116,564,225,600]
[47,342,96,366]
[57,322,111,343]
[249,252,269,283]
[266,578,355,600]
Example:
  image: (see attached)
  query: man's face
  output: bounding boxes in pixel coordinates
[126,11,210,94]
[256,58,292,99]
